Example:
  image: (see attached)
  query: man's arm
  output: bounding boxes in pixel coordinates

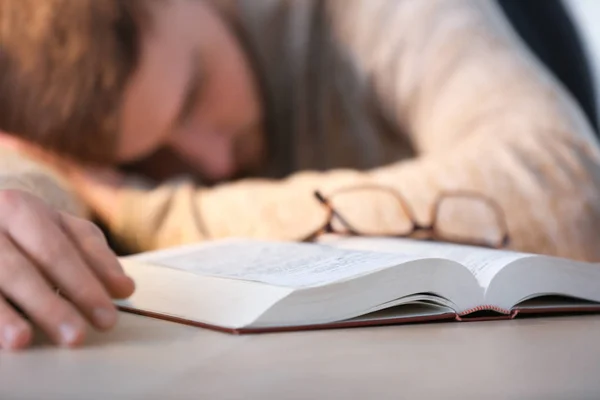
[0,140,136,349]
[326,0,600,259]
[97,0,600,261]
[0,142,87,217]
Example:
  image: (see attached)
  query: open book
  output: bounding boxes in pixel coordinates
[116,236,600,333]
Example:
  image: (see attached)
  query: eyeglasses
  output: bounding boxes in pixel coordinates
[303,184,509,249]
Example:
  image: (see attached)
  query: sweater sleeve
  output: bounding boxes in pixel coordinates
[0,141,87,217]
[105,0,600,261]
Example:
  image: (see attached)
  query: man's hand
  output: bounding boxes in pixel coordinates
[0,190,135,350]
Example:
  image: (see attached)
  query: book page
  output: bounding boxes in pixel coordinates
[323,236,528,288]
[127,239,419,288]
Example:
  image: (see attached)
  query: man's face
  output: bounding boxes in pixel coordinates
[117,0,264,181]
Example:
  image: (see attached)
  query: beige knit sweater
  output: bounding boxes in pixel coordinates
[3,0,600,261]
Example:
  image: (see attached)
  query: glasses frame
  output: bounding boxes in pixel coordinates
[303,184,510,249]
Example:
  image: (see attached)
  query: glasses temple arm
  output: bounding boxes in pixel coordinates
[314,190,361,235]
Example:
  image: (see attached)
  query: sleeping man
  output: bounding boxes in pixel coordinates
[0,0,598,349]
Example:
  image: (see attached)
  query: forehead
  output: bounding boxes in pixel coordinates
[117,1,203,162]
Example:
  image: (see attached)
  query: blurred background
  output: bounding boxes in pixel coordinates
[568,0,600,117]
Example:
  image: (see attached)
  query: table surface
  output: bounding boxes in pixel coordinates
[1,312,599,400]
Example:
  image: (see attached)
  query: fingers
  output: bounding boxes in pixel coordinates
[5,202,118,332]
[0,234,86,347]
[59,212,135,299]
[0,296,32,350]
[0,190,135,349]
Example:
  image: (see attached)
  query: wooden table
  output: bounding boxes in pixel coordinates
[1,313,599,400]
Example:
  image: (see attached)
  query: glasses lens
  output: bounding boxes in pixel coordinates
[328,187,414,235]
[435,195,506,247]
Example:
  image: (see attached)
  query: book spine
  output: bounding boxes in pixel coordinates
[457,305,512,317]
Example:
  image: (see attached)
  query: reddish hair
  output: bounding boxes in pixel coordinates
[0,0,155,164]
